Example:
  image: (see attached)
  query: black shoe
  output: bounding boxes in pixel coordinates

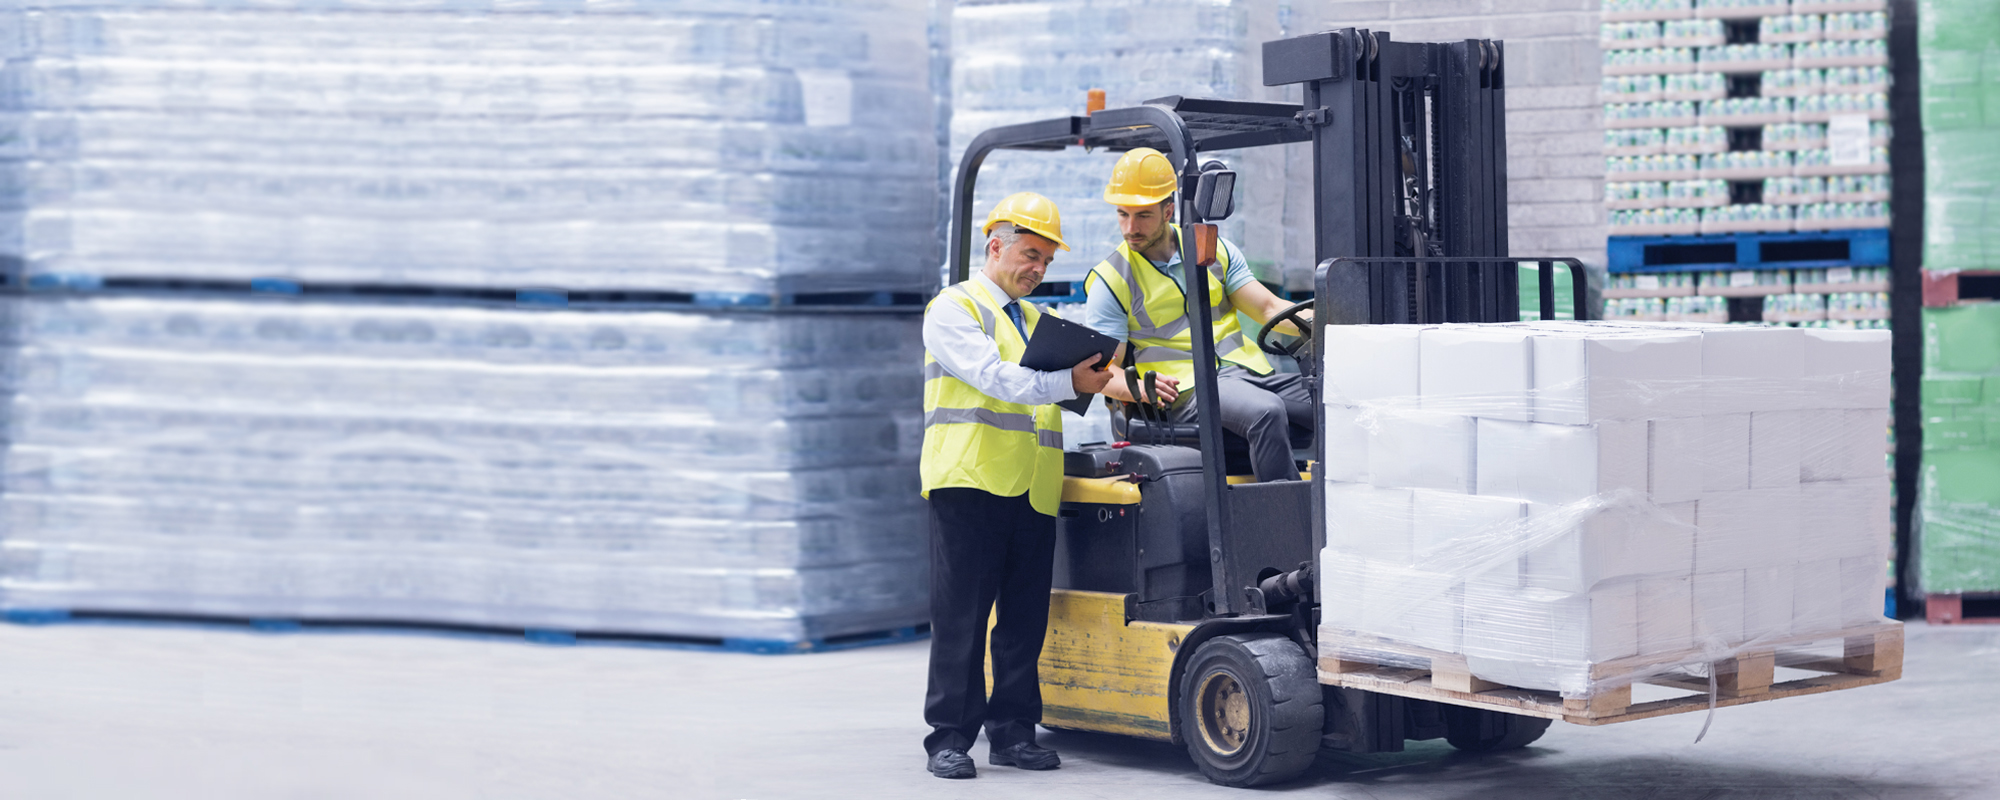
[989,741,1061,770]
[927,748,976,779]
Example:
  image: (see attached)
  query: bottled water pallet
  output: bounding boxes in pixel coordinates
[1608,227,1889,274]
[1317,621,1902,724]
[1,608,930,655]
[9,275,928,314]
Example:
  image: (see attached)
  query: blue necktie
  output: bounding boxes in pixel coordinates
[1003,302,1027,338]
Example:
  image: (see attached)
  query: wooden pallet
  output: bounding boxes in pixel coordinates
[1925,594,2000,625]
[1317,622,1901,725]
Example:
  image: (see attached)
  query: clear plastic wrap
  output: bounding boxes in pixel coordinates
[1918,302,2000,593]
[0,2,940,295]
[1320,321,1891,699]
[0,295,929,640]
[949,0,1271,283]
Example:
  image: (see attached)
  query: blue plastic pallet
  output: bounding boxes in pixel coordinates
[8,275,929,313]
[2,608,929,655]
[1608,227,1888,274]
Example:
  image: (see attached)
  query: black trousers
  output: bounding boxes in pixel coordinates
[1169,366,1314,482]
[922,487,1057,756]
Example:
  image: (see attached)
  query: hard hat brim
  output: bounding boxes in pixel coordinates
[1104,189,1174,207]
[984,219,1070,251]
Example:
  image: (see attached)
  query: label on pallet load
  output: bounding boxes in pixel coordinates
[1829,114,1870,167]
[1730,270,1756,287]
[1827,266,1854,283]
[1637,274,1661,290]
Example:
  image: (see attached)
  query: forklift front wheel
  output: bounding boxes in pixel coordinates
[1179,633,1322,787]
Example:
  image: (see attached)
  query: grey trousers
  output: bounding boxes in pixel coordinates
[1168,366,1314,482]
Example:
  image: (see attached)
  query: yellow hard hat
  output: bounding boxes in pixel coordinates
[983,191,1070,251]
[1103,147,1177,206]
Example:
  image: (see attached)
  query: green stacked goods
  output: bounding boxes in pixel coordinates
[1919,0,2000,271]
[1919,303,2000,593]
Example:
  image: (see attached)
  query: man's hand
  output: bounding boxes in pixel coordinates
[1070,354,1112,395]
[1104,367,1179,406]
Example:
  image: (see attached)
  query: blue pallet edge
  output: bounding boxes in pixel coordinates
[6,277,929,313]
[1,608,930,654]
[1609,227,1888,274]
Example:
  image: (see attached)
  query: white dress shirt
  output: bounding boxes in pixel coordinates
[923,271,1078,406]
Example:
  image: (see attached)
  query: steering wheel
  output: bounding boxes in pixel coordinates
[1257,297,1316,358]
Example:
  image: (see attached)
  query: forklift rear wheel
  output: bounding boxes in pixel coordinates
[1178,633,1322,787]
[1442,707,1552,752]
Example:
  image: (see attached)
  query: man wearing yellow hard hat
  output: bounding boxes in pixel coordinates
[1083,147,1314,483]
[918,191,1110,780]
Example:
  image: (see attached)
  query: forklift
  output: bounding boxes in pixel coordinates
[954,28,1895,788]
[949,29,1586,787]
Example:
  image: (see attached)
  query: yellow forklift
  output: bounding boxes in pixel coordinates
[954,28,1901,788]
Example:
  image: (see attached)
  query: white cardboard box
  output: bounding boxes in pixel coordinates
[1521,501,1695,593]
[1744,563,1796,640]
[1649,417,1704,503]
[1531,329,1704,424]
[1361,564,1462,653]
[1322,324,1431,405]
[1463,581,1640,693]
[1638,574,1695,656]
[1701,413,1752,492]
[1800,408,1888,482]
[1802,328,1892,410]
[1792,558,1844,636]
[1421,326,1534,421]
[1839,555,1886,626]
[1325,483,1415,565]
[1692,570,1748,646]
[1370,411,1477,493]
[1322,405,1371,483]
[1699,326,1807,414]
[1801,477,1892,561]
[1695,487,1802,573]
[1476,418,1646,505]
[1411,489,1527,558]
[1750,410,1803,489]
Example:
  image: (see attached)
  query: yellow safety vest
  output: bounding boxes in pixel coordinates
[1086,225,1273,392]
[920,281,1066,517]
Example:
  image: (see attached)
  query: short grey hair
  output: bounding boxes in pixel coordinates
[988,223,1024,252]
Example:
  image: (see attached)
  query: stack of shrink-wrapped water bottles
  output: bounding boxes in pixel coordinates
[0,0,940,644]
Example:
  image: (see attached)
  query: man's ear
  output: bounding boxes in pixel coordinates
[986,236,1005,261]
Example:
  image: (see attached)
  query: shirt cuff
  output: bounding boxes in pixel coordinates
[1046,371,1079,403]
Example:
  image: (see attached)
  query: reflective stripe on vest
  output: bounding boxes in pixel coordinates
[1086,226,1274,390]
[919,281,1067,516]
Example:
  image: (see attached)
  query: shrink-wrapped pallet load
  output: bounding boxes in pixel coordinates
[0,296,928,642]
[1320,321,1890,699]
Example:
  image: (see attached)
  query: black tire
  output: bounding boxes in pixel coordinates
[1442,706,1552,752]
[1178,633,1323,787]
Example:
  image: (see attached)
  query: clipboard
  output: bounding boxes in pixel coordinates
[1019,313,1118,416]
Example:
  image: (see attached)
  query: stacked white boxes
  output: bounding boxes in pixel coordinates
[0,297,926,641]
[1319,320,1889,697]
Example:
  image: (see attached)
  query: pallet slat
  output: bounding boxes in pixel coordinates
[1317,622,1902,725]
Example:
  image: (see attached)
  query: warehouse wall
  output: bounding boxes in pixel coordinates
[1311,0,1610,276]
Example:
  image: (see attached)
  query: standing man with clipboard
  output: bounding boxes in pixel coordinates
[918,191,1112,780]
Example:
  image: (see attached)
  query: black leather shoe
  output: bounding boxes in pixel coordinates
[927,748,976,779]
[989,741,1061,770]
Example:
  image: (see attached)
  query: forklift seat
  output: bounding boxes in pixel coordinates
[1115,414,1312,478]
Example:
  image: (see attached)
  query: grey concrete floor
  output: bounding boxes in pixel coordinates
[0,620,1993,800]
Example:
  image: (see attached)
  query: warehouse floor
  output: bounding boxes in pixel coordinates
[0,620,1992,800]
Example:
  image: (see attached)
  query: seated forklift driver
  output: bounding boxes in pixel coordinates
[1084,147,1314,483]
[919,191,1113,780]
